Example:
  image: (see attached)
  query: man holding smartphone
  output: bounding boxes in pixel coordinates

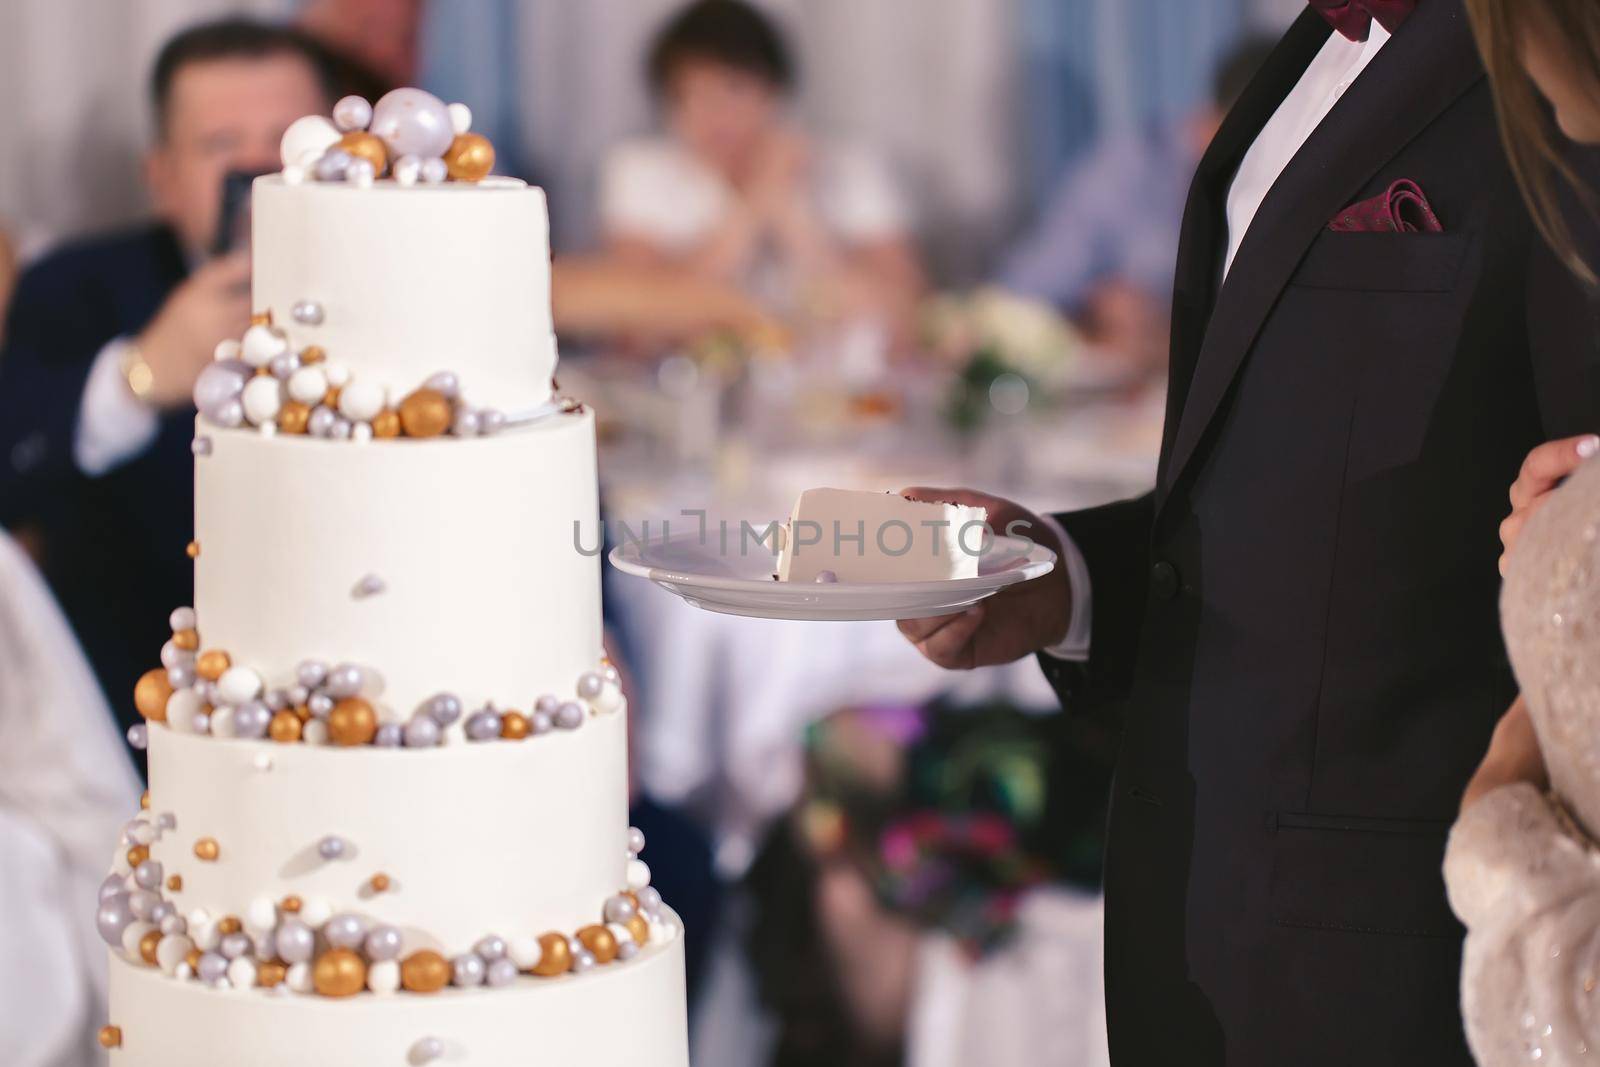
[0,18,335,739]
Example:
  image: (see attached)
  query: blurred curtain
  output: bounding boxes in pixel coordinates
[0,0,291,257]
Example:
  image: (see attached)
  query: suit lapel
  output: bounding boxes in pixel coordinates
[1155,0,1486,517]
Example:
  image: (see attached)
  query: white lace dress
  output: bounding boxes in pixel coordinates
[1446,457,1600,1066]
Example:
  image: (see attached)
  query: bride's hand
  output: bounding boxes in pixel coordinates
[1460,696,1549,813]
[1501,434,1600,574]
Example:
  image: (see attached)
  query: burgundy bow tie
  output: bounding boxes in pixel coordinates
[1308,0,1418,41]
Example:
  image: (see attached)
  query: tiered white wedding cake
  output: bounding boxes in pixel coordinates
[93,90,689,1066]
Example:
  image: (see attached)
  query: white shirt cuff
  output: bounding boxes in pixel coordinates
[75,337,160,477]
[1037,513,1091,662]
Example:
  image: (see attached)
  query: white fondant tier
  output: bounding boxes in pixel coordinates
[107,919,688,1066]
[251,176,556,413]
[193,411,602,716]
[144,711,627,947]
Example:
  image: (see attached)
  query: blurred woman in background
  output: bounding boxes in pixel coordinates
[599,0,923,339]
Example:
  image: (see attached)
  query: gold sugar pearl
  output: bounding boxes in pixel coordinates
[269,710,303,743]
[195,650,231,682]
[531,932,573,976]
[371,410,401,439]
[139,928,162,965]
[134,668,173,722]
[327,697,377,746]
[172,628,200,652]
[139,790,150,810]
[323,385,342,411]
[444,132,495,182]
[368,873,391,894]
[216,916,241,936]
[250,310,272,327]
[337,130,389,177]
[299,345,326,365]
[625,913,650,946]
[398,388,452,438]
[258,960,287,988]
[280,895,303,913]
[166,874,183,892]
[400,950,450,993]
[98,1026,122,1049]
[186,540,201,559]
[194,837,220,862]
[126,845,149,868]
[577,924,619,964]
[278,401,312,435]
[185,948,202,972]
[500,711,530,740]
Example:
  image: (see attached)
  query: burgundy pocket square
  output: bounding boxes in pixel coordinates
[1328,179,1443,233]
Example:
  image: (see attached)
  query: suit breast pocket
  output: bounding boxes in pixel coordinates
[1268,810,1461,938]
[1290,231,1471,292]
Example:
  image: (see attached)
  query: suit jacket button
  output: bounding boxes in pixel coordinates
[10,433,46,474]
[1151,561,1180,600]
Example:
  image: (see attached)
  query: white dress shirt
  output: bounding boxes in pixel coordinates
[1044,22,1391,661]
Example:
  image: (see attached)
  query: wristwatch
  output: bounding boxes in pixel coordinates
[121,342,156,402]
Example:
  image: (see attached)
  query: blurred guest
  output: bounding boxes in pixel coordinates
[0,532,141,1067]
[297,0,418,99]
[599,0,923,337]
[0,225,15,344]
[0,18,335,740]
[999,36,1276,373]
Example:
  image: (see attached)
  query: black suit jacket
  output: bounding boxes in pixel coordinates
[0,224,194,744]
[1040,6,1600,1065]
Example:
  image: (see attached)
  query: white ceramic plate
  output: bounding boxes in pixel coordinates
[609,531,1057,621]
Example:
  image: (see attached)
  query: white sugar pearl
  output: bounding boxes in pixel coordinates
[351,422,373,444]
[154,935,186,970]
[283,163,307,186]
[322,362,351,388]
[506,936,542,972]
[393,154,422,186]
[166,689,206,734]
[298,897,333,930]
[258,421,278,438]
[337,379,386,422]
[187,907,211,928]
[213,338,242,362]
[169,607,196,631]
[192,918,220,953]
[241,376,283,426]
[626,858,652,891]
[217,665,263,705]
[607,923,633,947]
[246,896,277,934]
[253,752,274,773]
[279,114,341,170]
[175,962,194,981]
[241,325,288,368]
[302,719,329,746]
[228,956,258,989]
[127,821,156,846]
[286,961,313,994]
[288,366,329,405]
[208,706,236,738]
[121,921,155,958]
[593,682,625,715]
[367,958,400,994]
[448,102,473,134]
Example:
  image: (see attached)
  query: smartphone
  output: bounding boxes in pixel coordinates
[211,169,270,257]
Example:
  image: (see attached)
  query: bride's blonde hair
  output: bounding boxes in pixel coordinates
[1464,0,1600,284]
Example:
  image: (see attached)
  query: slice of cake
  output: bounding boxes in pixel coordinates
[776,488,989,583]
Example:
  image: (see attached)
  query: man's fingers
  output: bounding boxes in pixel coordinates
[1499,511,1525,552]
[1511,435,1599,507]
[899,486,1006,512]
[912,606,986,668]
[897,611,966,644]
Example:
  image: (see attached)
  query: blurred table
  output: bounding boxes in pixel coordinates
[571,350,1160,876]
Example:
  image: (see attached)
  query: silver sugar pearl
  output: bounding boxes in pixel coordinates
[474,935,506,961]
[420,157,449,184]
[291,300,325,326]
[619,940,640,961]
[636,886,663,915]
[530,710,554,735]
[410,1037,446,1064]
[167,664,196,689]
[127,723,148,750]
[485,956,518,987]
[422,371,460,398]
[296,660,328,689]
[97,894,133,946]
[815,570,839,584]
[191,436,213,456]
[134,859,163,890]
[577,671,605,701]
[160,914,187,937]
[234,701,272,739]
[572,950,596,973]
[332,94,373,132]
[99,874,126,902]
[554,701,585,730]
[324,913,366,949]
[158,812,177,832]
[328,416,353,439]
[308,693,335,719]
[464,708,502,741]
[425,693,463,727]
[604,895,637,924]
[535,694,560,714]
[268,351,300,380]
[314,148,354,181]
[220,932,253,959]
[307,405,337,437]
[364,924,403,961]
[478,408,506,435]
[325,663,364,698]
[374,722,404,748]
[627,826,647,855]
[197,951,229,983]
[275,918,315,964]
[128,889,160,920]
[451,409,480,437]
[318,835,347,861]
[404,715,441,748]
[451,952,486,987]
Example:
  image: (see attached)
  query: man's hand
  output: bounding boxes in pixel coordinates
[134,252,251,408]
[1501,434,1600,574]
[895,487,1072,670]
[1460,695,1547,813]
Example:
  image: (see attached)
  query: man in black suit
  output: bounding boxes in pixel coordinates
[0,20,334,740]
[900,2,1600,1063]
